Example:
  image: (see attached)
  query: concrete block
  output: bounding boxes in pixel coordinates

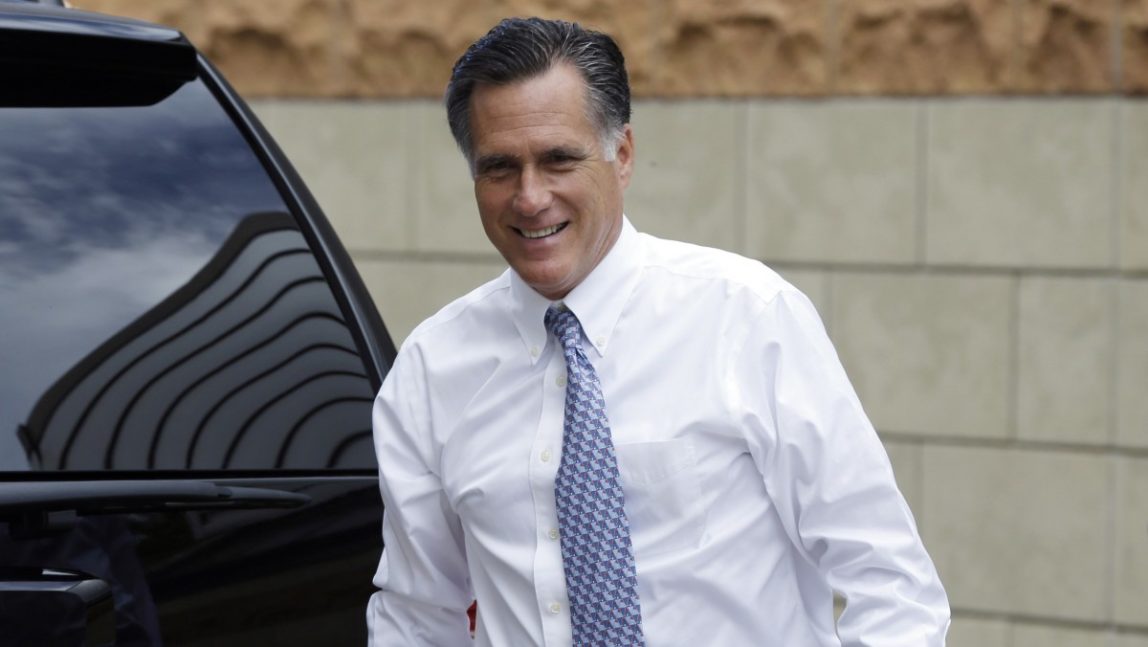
[1123,101,1148,271]
[1118,280,1148,449]
[945,616,1010,647]
[926,99,1114,269]
[1017,276,1114,445]
[407,102,493,255]
[356,257,506,346]
[1117,634,1148,647]
[252,100,412,252]
[1115,456,1148,627]
[831,272,1013,438]
[746,101,918,264]
[627,101,745,253]
[1013,623,1113,647]
[922,446,1109,620]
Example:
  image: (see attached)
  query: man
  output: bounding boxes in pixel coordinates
[369,17,949,646]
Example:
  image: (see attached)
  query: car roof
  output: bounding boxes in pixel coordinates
[0,0,184,44]
[0,0,196,88]
[0,0,65,6]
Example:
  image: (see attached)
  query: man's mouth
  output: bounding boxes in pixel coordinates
[517,222,568,239]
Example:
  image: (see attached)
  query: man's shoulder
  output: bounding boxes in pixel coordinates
[403,269,512,347]
[638,233,791,305]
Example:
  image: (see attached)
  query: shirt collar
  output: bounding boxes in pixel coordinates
[510,216,643,364]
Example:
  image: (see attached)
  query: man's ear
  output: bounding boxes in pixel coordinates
[615,124,634,190]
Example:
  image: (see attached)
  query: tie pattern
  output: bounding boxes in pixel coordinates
[545,305,645,647]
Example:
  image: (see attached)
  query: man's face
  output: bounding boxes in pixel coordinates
[469,63,633,301]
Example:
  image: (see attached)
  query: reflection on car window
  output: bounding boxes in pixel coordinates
[0,79,375,472]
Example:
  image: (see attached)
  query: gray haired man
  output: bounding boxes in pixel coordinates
[369,17,949,646]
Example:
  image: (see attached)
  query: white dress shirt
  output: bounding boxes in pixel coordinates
[368,218,950,646]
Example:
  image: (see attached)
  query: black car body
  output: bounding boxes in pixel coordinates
[0,3,394,644]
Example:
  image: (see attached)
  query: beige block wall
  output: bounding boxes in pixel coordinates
[254,95,1148,643]
[927,99,1116,269]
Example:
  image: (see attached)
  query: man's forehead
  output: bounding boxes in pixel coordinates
[470,65,589,122]
[469,68,598,154]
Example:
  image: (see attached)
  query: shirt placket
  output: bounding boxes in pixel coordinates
[528,343,572,646]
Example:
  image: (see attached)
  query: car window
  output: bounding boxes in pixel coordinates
[0,76,376,472]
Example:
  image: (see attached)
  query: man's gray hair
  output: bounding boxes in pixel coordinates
[445,17,631,168]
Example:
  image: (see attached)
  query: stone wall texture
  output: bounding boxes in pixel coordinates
[249,92,1147,647]
[65,1,1148,645]
[73,0,1148,96]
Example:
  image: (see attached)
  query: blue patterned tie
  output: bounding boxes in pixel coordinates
[545,305,645,646]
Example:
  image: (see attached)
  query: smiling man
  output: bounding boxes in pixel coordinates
[469,61,629,301]
[368,17,949,647]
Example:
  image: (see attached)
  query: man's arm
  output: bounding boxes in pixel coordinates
[736,287,950,646]
[369,347,472,646]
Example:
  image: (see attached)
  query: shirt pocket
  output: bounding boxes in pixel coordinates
[615,439,706,558]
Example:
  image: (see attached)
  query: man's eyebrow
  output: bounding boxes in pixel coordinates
[474,153,519,173]
[540,146,589,162]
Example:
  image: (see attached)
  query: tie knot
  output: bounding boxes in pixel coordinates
[544,305,583,352]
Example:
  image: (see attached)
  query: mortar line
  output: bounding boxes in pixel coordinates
[916,99,929,267]
[763,259,1146,279]
[822,266,835,339]
[1105,95,1123,619]
[1008,270,1021,441]
[877,431,1148,459]
[739,98,750,258]
[1113,99,1124,279]
[950,606,1148,637]
[1105,437,1120,632]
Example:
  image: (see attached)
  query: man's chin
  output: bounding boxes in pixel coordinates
[516,270,573,301]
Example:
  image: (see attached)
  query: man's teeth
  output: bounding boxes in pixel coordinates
[521,224,564,239]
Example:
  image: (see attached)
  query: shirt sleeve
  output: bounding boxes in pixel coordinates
[368,345,472,647]
[735,287,950,646]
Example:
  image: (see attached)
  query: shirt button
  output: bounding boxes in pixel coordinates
[555,374,567,388]
[530,346,540,358]
[548,527,559,540]
[548,602,561,615]
[596,337,606,347]
[540,449,552,463]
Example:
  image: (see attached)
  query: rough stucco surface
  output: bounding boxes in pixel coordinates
[72,0,1140,96]
[338,0,659,97]
[837,0,1016,94]
[1128,0,1148,92]
[654,0,828,96]
[1018,0,1114,92]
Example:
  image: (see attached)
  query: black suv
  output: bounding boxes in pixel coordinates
[0,3,395,645]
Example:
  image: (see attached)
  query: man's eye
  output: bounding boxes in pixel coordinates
[545,154,579,169]
[478,162,514,178]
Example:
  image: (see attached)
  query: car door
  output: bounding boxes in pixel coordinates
[0,6,394,645]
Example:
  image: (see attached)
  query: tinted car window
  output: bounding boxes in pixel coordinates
[0,77,376,472]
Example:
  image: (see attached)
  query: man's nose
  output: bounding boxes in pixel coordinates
[512,166,552,217]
